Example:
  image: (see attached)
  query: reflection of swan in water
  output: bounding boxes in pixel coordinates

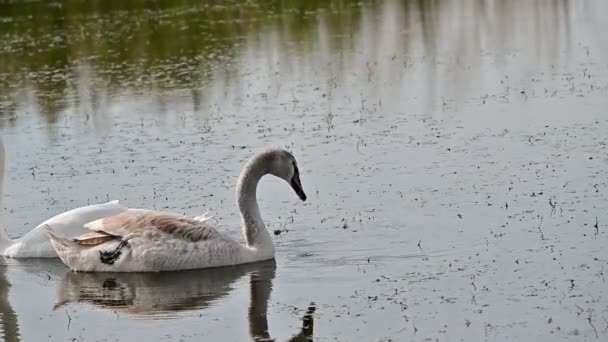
[0,264,20,342]
[248,267,315,342]
[284,305,315,342]
[55,260,315,340]
[55,260,277,316]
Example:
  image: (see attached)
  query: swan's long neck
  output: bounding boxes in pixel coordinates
[0,138,10,245]
[236,157,274,254]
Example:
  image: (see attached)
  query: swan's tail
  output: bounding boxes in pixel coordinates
[44,224,83,268]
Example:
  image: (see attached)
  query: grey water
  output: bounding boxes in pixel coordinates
[1,0,608,341]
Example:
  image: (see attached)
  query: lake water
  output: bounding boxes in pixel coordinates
[1,0,608,341]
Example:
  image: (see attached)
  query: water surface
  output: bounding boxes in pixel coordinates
[1,0,608,341]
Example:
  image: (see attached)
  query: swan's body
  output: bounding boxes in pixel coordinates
[47,148,306,272]
[0,138,128,258]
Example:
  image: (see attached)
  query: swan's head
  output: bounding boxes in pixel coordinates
[265,149,307,201]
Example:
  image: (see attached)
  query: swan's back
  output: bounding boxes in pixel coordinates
[84,210,223,242]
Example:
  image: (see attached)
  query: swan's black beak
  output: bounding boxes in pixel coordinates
[290,167,306,201]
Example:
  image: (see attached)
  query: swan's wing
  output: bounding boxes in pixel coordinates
[46,211,237,272]
[3,200,128,258]
[83,210,223,242]
[72,231,120,246]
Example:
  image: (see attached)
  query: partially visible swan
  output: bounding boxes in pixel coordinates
[46,148,307,272]
[0,138,127,258]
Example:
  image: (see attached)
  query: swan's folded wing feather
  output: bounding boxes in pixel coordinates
[72,231,120,246]
[84,213,135,236]
[83,211,223,242]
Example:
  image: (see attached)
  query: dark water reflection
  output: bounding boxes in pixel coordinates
[56,260,315,340]
[0,259,314,341]
[0,0,602,127]
[55,260,276,317]
[0,266,19,342]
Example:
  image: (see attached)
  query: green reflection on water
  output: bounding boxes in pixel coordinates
[0,0,579,124]
[0,0,368,121]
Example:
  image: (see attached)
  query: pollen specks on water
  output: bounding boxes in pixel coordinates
[1,0,608,341]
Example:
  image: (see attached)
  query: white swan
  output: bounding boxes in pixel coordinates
[46,148,307,272]
[0,138,127,258]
